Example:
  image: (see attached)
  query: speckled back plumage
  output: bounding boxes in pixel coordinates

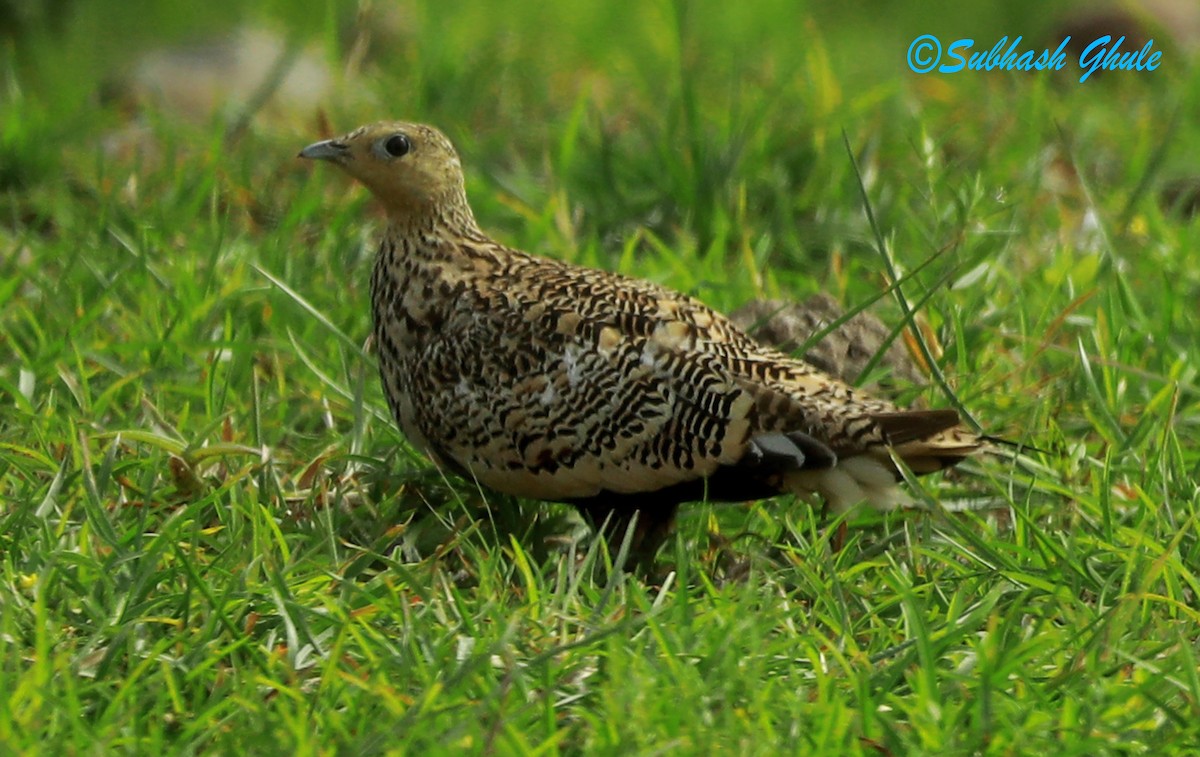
[301,121,983,557]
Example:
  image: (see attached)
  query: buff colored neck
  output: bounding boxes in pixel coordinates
[379,185,481,236]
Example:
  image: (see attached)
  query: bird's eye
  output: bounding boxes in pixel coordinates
[382,134,411,158]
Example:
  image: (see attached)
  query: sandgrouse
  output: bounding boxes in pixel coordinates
[300,121,982,560]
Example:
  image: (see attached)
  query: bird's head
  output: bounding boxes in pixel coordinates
[300,121,473,226]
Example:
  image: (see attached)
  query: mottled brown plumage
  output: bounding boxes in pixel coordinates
[300,121,983,560]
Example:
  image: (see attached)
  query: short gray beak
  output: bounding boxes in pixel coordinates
[298,139,349,162]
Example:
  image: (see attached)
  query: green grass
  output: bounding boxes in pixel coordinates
[3,0,1200,753]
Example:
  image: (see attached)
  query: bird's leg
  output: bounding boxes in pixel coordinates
[831,521,848,553]
[575,501,679,571]
[818,498,849,552]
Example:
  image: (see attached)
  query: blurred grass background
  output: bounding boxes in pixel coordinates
[2,0,1200,753]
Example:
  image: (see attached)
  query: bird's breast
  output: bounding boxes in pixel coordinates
[371,253,478,351]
